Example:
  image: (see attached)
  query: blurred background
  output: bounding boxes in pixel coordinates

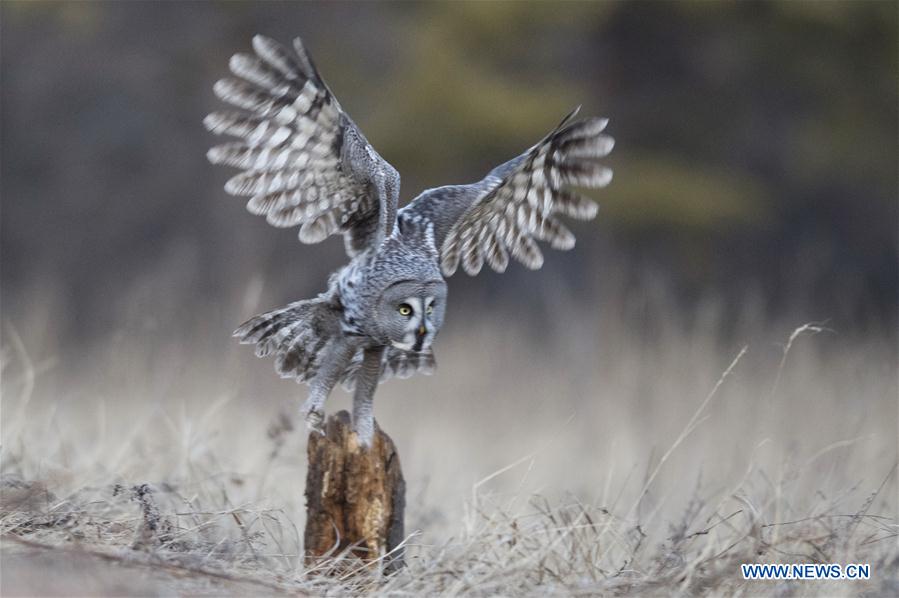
[1,0,897,561]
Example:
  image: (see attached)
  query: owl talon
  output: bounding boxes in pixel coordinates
[353,418,375,449]
[354,428,373,449]
[305,408,325,436]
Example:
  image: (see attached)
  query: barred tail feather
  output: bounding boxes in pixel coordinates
[340,347,437,391]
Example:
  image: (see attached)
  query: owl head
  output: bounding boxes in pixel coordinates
[366,234,447,352]
[375,279,447,352]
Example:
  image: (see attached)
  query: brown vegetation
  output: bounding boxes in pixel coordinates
[1,313,895,595]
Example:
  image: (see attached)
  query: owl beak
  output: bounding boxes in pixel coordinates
[412,323,428,352]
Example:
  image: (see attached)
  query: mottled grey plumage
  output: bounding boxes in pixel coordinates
[206,35,614,446]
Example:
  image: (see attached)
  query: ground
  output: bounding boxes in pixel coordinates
[2,320,896,596]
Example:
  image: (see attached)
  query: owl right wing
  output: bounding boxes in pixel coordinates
[205,35,400,256]
[399,108,613,276]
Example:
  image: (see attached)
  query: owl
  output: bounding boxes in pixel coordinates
[205,35,614,447]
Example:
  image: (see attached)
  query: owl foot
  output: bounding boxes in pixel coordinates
[304,408,326,436]
[353,417,374,449]
[353,429,373,449]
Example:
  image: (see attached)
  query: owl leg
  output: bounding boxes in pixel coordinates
[302,340,356,435]
[352,345,386,448]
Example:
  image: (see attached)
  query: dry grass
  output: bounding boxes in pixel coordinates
[1,293,897,596]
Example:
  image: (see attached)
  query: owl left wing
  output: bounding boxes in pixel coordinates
[205,35,399,256]
[400,108,613,276]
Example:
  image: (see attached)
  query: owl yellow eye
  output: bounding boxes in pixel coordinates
[398,304,412,316]
[426,304,434,315]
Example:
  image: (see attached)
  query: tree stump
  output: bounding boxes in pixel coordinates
[304,410,406,573]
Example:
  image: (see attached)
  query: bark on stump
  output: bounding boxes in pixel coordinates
[304,410,405,572]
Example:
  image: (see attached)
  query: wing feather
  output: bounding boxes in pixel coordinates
[205,35,400,255]
[407,108,613,276]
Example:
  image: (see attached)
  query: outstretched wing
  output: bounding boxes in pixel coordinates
[400,108,613,276]
[205,35,400,256]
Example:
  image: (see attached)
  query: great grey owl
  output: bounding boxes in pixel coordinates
[205,35,614,447]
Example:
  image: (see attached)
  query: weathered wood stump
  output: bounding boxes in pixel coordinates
[304,410,406,572]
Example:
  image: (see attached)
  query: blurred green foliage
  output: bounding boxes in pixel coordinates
[605,156,770,231]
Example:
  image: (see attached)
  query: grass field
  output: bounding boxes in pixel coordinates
[1,290,896,596]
